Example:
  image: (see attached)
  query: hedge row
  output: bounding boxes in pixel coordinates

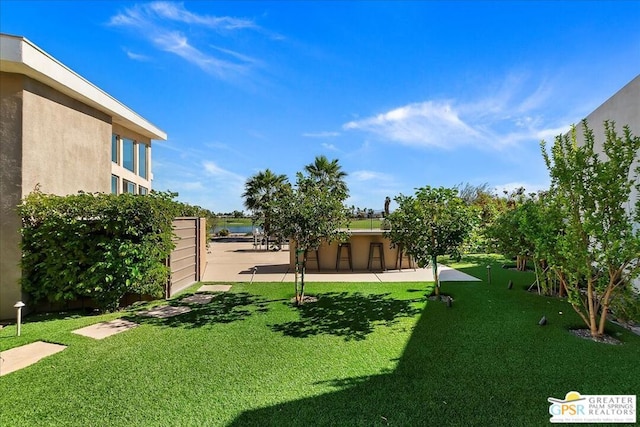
[19,190,205,312]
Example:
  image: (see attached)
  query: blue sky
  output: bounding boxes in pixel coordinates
[2,1,639,213]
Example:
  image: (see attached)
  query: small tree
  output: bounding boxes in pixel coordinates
[271,172,349,305]
[385,186,475,295]
[541,120,640,338]
[484,188,535,271]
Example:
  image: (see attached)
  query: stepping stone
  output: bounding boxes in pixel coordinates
[198,284,232,293]
[1,341,67,376]
[180,294,214,305]
[138,305,191,319]
[72,319,138,340]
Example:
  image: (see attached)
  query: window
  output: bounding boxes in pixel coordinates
[123,179,136,194]
[123,138,135,172]
[111,175,119,194]
[138,143,148,179]
[139,186,148,195]
[111,134,119,164]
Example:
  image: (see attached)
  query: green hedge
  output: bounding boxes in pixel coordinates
[19,190,203,312]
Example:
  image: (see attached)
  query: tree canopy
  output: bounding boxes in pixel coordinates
[541,120,640,338]
[304,155,349,197]
[271,166,350,305]
[385,186,475,295]
[242,169,289,238]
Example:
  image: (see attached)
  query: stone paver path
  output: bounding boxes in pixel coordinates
[0,341,67,376]
[138,305,191,318]
[72,319,138,340]
[180,294,214,305]
[198,284,232,292]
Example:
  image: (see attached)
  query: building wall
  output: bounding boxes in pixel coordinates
[289,231,414,271]
[0,73,25,319]
[21,76,112,195]
[0,73,112,319]
[576,75,639,217]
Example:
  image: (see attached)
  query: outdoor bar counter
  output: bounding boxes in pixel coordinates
[289,229,415,272]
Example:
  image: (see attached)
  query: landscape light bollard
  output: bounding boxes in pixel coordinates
[486,265,491,284]
[14,301,25,337]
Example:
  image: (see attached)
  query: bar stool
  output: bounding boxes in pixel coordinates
[368,242,386,271]
[305,249,320,271]
[395,243,414,270]
[336,242,353,271]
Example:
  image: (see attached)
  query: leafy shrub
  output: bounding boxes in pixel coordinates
[19,190,199,312]
[610,287,640,324]
[217,228,230,237]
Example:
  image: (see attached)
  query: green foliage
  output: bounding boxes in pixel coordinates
[271,165,350,304]
[385,186,475,293]
[272,173,350,253]
[484,188,534,262]
[242,169,290,238]
[541,120,640,337]
[609,287,640,324]
[18,190,192,311]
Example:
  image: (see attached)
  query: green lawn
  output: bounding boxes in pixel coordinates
[348,218,384,230]
[1,255,638,426]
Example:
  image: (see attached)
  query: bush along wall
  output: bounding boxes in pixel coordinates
[19,190,202,312]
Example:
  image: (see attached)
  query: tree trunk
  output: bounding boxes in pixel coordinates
[597,282,616,337]
[299,253,306,305]
[516,255,527,271]
[294,249,301,305]
[586,279,600,338]
[432,255,439,296]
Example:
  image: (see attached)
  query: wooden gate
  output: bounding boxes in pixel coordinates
[166,217,206,298]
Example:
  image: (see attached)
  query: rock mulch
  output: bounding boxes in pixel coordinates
[570,329,622,345]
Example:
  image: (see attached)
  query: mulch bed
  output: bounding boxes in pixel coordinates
[290,295,319,304]
[570,329,621,345]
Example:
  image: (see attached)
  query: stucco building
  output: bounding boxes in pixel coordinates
[0,34,167,319]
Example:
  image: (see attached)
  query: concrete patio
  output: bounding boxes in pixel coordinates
[201,238,480,283]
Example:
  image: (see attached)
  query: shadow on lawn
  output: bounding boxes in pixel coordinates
[231,300,467,426]
[270,292,422,341]
[127,292,272,329]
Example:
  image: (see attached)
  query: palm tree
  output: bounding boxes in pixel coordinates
[304,155,348,196]
[242,169,289,238]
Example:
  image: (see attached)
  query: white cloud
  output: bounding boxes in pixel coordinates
[155,159,246,212]
[123,48,150,61]
[203,161,245,182]
[350,170,393,182]
[303,131,340,138]
[535,125,572,141]
[344,101,481,149]
[321,143,339,151]
[108,1,259,80]
[344,74,576,151]
[148,1,256,29]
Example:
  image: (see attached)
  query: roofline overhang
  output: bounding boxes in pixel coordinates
[0,33,167,141]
